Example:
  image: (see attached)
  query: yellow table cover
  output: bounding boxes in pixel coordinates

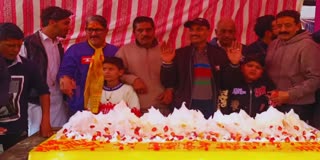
[29,135,320,160]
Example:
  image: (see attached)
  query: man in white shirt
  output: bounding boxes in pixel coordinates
[20,6,72,136]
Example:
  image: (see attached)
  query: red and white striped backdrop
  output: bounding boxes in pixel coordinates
[0,0,303,49]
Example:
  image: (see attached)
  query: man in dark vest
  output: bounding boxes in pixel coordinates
[20,6,72,136]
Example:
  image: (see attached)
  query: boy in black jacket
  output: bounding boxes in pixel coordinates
[218,54,274,117]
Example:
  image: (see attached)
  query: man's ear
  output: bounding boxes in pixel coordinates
[48,19,57,25]
[265,30,272,38]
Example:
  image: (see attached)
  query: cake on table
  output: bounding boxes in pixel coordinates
[29,101,320,160]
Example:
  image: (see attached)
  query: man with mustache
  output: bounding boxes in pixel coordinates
[116,16,172,116]
[265,10,320,124]
[57,15,118,115]
[247,15,278,57]
[20,6,72,136]
[160,18,242,119]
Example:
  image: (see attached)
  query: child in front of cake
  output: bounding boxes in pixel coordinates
[217,54,275,117]
[99,57,141,116]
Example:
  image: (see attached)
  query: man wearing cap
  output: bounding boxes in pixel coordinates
[266,10,320,123]
[160,18,242,119]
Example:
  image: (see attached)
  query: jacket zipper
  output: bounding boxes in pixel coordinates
[249,85,253,116]
[189,51,194,107]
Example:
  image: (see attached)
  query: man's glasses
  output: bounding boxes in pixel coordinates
[85,28,105,33]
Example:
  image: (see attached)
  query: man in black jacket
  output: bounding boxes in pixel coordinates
[160,18,242,119]
[20,6,72,136]
[0,23,52,150]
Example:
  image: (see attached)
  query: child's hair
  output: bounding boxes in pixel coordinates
[242,53,265,67]
[103,57,125,69]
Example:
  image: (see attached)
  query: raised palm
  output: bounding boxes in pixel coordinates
[226,41,242,65]
[160,41,175,63]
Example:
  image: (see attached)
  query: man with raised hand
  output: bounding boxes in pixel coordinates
[160,18,242,119]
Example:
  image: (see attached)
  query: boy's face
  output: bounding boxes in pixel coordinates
[241,61,263,82]
[102,63,124,82]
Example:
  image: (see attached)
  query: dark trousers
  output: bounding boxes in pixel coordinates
[311,90,320,129]
[276,104,314,123]
[0,131,27,151]
[191,99,215,119]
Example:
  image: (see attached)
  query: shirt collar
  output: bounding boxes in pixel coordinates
[216,40,222,48]
[39,30,59,44]
[192,43,208,55]
[8,55,23,68]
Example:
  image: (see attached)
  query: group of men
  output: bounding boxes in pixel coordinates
[0,6,320,151]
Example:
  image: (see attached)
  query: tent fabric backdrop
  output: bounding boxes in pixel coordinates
[0,0,303,49]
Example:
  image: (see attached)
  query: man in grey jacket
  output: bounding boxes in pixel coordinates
[266,10,320,123]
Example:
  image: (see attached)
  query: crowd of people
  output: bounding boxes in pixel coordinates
[1,6,320,151]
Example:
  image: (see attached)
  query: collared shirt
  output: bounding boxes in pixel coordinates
[8,55,23,68]
[20,31,60,90]
[38,31,61,90]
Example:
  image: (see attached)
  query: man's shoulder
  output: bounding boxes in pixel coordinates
[209,37,219,46]
[105,43,119,51]
[207,44,226,55]
[24,31,40,41]
[116,43,144,55]
[10,56,38,73]
[176,45,193,53]
[69,41,88,48]
[118,42,140,50]
[65,42,90,54]
[121,83,135,90]
[20,56,37,66]
[24,32,41,46]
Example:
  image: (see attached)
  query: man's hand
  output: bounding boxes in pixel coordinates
[160,41,175,64]
[60,76,76,98]
[40,119,53,138]
[226,41,242,65]
[158,88,174,105]
[0,127,7,135]
[133,78,147,94]
[268,90,290,106]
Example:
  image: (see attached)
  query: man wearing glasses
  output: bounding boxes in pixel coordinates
[58,15,118,115]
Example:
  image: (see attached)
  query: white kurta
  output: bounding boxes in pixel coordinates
[100,83,140,110]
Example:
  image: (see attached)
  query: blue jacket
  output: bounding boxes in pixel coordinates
[57,41,118,113]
